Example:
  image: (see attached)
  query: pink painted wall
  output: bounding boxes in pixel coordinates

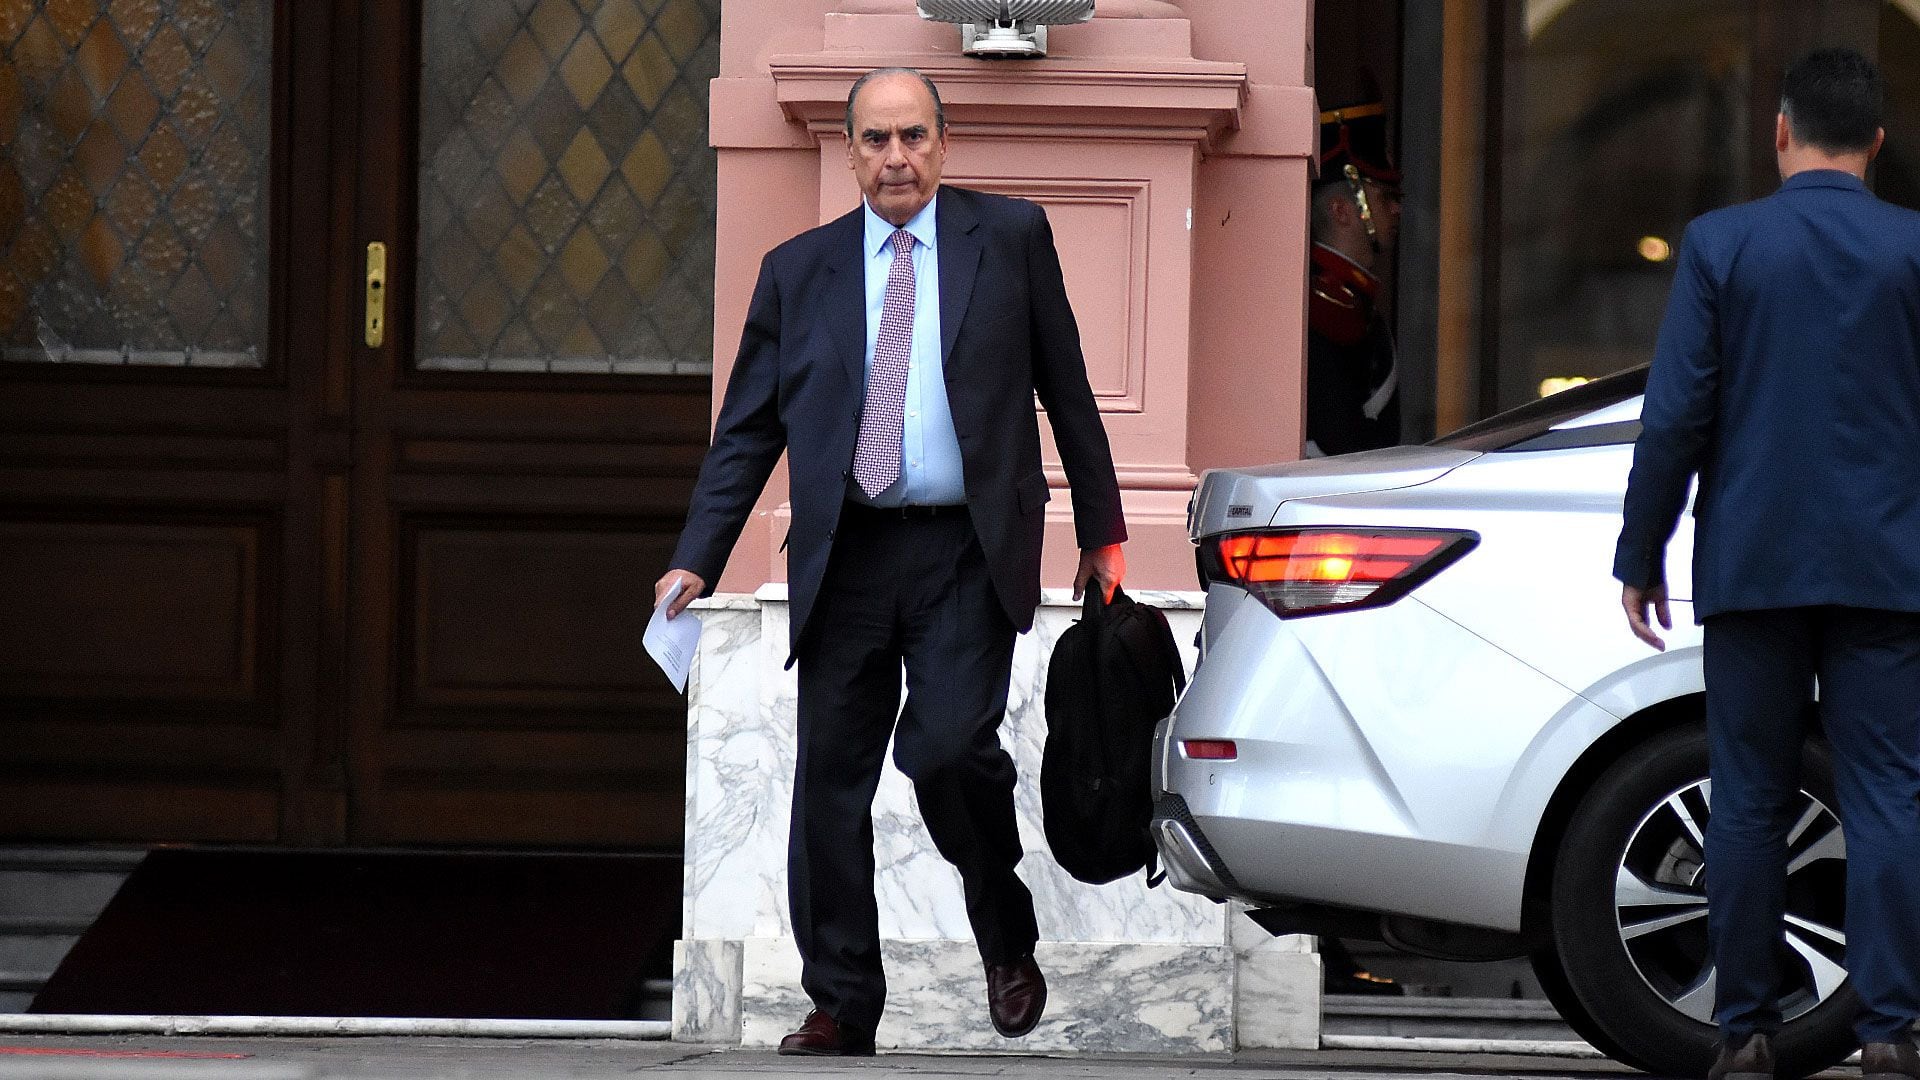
[706,0,1316,594]
[1186,2,1316,493]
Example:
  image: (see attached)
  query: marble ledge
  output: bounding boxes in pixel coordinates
[688,593,768,611]
[692,584,1207,610]
[677,931,1318,1050]
[735,937,1235,1053]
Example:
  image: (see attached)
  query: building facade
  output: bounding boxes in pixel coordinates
[5,0,1920,1045]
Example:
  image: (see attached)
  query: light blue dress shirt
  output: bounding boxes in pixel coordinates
[851,196,966,507]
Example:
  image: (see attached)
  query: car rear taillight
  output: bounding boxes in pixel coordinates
[1182,739,1237,760]
[1199,528,1477,618]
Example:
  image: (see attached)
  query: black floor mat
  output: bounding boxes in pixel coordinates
[30,848,680,1018]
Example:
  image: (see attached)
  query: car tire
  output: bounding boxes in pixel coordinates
[1545,724,1857,1078]
[1528,944,1655,1070]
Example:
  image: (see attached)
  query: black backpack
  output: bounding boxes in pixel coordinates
[1040,586,1188,885]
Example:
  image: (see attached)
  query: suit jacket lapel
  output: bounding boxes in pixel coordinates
[937,188,982,366]
[823,208,867,389]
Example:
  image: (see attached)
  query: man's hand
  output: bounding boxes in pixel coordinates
[1621,583,1671,651]
[655,569,707,619]
[1073,544,1126,604]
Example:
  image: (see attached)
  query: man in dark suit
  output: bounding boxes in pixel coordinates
[1615,49,1920,1080]
[655,68,1127,1055]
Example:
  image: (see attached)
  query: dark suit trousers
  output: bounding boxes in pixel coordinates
[787,505,1039,1030]
[1703,607,1920,1044]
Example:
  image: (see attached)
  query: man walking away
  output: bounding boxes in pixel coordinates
[1615,48,1920,1080]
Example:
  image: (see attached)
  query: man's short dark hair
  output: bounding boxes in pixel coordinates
[1781,47,1884,153]
[1309,181,1349,242]
[845,67,946,137]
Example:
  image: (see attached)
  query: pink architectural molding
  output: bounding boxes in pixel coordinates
[707,0,1315,593]
[769,60,1247,150]
[834,0,1185,13]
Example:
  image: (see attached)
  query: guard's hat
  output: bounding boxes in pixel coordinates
[1317,101,1400,188]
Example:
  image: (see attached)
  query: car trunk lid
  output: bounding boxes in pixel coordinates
[1190,446,1481,539]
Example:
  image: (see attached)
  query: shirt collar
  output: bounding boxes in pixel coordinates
[1782,169,1868,192]
[863,194,939,258]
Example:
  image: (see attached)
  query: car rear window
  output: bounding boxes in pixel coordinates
[1428,365,1649,452]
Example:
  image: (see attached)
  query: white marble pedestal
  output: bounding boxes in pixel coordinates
[673,587,1320,1052]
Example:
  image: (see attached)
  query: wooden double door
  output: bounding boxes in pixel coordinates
[0,0,718,848]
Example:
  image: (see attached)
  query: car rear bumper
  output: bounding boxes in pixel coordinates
[1150,588,1564,933]
[1150,792,1240,898]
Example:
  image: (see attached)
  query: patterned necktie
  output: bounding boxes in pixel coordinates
[852,228,917,498]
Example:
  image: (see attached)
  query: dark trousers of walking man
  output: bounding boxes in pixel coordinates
[1704,610,1920,1040]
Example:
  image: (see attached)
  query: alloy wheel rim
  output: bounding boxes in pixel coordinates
[1614,779,1850,1024]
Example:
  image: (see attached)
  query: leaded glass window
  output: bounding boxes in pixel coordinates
[416,0,720,375]
[0,0,271,367]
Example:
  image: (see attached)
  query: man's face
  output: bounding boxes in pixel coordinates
[846,74,947,227]
[1361,177,1401,252]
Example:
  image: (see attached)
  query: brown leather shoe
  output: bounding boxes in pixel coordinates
[985,954,1047,1038]
[1863,1040,1920,1080]
[1706,1032,1773,1080]
[776,1009,876,1056]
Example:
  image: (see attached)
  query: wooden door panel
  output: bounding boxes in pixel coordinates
[374,725,688,846]
[385,515,689,847]
[349,386,706,848]
[389,473,695,513]
[372,785,687,848]
[0,381,292,434]
[403,521,676,712]
[4,717,284,769]
[0,517,269,701]
[0,467,286,504]
[0,779,281,842]
[0,432,285,471]
[0,498,288,842]
[397,437,706,476]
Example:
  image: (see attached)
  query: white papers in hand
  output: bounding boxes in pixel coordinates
[645,581,702,694]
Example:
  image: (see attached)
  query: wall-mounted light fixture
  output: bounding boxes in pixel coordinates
[916,0,1096,58]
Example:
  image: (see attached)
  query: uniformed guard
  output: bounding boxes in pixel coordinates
[1307,100,1402,457]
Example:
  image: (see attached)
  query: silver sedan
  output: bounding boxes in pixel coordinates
[1152,366,1853,1077]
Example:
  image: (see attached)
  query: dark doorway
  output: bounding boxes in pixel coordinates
[1480,0,1920,418]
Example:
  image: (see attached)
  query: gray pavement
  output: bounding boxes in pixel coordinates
[0,1037,1647,1080]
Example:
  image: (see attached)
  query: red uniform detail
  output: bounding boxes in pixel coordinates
[1308,243,1379,349]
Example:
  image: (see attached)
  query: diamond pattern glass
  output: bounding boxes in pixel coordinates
[417,0,720,374]
[0,0,271,367]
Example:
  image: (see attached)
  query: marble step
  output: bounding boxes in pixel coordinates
[0,930,79,980]
[0,847,143,1012]
[1322,994,1580,1042]
[639,977,673,1021]
[0,848,143,921]
[1337,941,1546,1000]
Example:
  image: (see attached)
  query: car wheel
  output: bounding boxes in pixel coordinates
[1545,724,1857,1078]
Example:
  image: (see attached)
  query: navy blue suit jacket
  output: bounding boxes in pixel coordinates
[670,186,1127,651]
[1615,170,1920,618]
